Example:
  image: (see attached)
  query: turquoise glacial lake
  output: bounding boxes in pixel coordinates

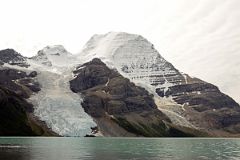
[0,137,240,160]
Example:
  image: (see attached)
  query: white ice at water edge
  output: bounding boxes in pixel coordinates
[26,46,97,137]
[28,67,96,136]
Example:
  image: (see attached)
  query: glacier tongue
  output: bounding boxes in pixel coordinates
[29,68,96,136]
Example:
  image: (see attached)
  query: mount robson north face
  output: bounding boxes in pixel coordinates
[0,32,239,137]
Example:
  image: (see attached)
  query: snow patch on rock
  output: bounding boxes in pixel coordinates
[30,45,80,67]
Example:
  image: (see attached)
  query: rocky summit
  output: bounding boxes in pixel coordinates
[0,32,239,137]
[0,49,29,67]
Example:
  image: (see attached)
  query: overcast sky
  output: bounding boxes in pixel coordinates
[0,0,239,103]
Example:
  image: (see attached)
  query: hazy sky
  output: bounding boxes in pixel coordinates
[0,0,239,103]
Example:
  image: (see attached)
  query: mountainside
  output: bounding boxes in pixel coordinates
[0,50,56,136]
[0,32,239,137]
[78,32,240,136]
[0,86,57,136]
[69,58,207,137]
[0,47,96,136]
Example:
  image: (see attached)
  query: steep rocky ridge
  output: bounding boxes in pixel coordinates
[70,58,208,137]
[156,75,240,135]
[0,68,40,98]
[0,49,29,67]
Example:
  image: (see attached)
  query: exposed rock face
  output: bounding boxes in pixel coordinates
[0,49,29,67]
[70,58,164,116]
[70,58,207,137]
[0,86,56,136]
[160,81,238,111]
[0,68,40,98]
[28,71,38,77]
[0,49,57,136]
[156,75,240,135]
[70,58,114,93]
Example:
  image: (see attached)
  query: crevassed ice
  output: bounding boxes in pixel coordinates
[29,67,96,136]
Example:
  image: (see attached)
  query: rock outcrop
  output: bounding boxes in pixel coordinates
[0,49,29,67]
[156,75,240,135]
[70,58,208,137]
[0,49,57,136]
[0,68,40,98]
[0,86,56,136]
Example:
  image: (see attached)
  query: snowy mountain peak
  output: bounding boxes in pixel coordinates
[30,45,77,67]
[79,32,185,87]
[79,32,153,63]
[41,45,71,56]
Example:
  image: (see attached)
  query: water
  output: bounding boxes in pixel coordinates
[0,138,240,160]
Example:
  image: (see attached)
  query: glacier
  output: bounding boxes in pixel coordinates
[27,46,96,136]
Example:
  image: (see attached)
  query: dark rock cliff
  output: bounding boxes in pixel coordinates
[0,68,40,98]
[0,49,29,67]
[70,58,208,137]
[156,74,240,135]
[0,49,57,136]
[0,86,56,136]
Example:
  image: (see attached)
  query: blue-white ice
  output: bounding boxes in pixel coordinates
[29,67,96,136]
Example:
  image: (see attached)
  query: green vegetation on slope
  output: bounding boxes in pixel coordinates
[112,117,209,137]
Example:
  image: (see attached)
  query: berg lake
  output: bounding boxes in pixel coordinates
[0,137,240,160]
